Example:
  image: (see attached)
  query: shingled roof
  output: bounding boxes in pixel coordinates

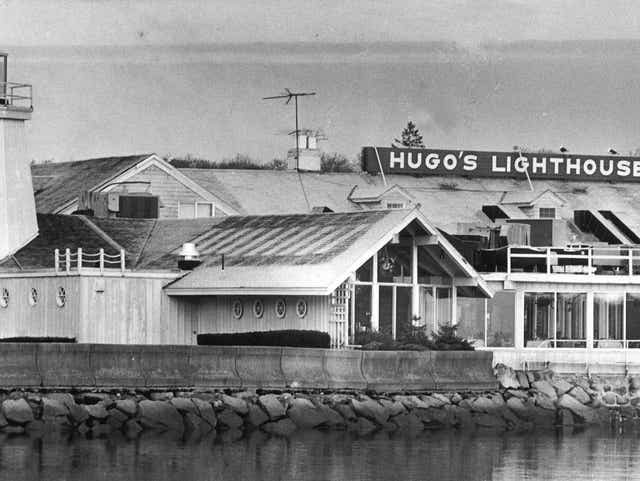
[31,154,152,213]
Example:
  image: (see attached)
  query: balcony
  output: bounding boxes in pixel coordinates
[0,81,33,111]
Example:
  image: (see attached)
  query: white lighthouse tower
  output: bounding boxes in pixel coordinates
[0,53,38,260]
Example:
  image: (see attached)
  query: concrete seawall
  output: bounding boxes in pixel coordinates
[0,344,497,392]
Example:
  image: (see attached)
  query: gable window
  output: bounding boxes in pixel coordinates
[178,201,214,218]
[386,202,405,209]
[539,207,556,219]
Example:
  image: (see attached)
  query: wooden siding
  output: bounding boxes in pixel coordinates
[196,295,331,335]
[125,165,215,219]
[0,277,80,338]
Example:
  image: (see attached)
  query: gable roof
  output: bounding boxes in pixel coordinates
[164,208,491,297]
[348,184,414,203]
[31,154,153,213]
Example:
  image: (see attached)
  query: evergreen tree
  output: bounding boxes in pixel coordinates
[393,121,425,148]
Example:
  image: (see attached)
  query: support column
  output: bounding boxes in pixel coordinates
[371,253,379,331]
[514,290,525,349]
[586,291,594,350]
[450,282,457,326]
[411,239,419,321]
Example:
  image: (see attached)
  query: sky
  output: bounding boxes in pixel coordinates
[3,1,640,163]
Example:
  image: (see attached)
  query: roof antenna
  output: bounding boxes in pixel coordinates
[514,146,534,192]
[264,89,316,170]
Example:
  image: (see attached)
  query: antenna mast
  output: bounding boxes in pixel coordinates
[263,89,316,169]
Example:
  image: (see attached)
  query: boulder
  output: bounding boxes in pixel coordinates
[106,409,129,430]
[494,364,520,389]
[246,403,269,427]
[557,394,598,423]
[414,407,451,427]
[334,403,357,421]
[429,393,451,406]
[222,394,249,415]
[532,380,558,401]
[533,392,556,411]
[470,396,497,413]
[506,389,529,400]
[217,408,243,430]
[315,403,346,427]
[602,392,618,406]
[68,404,89,424]
[86,402,109,420]
[80,392,113,405]
[378,399,405,417]
[258,394,286,420]
[515,371,530,389]
[138,400,184,432]
[506,397,533,420]
[115,399,138,417]
[2,399,34,424]
[393,395,432,410]
[351,397,388,425]
[191,398,217,428]
[287,398,328,429]
[47,393,76,409]
[42,398,69,419]
[169,397,197,414]
[552,379,574,396]
[262,418,297,436]
[149,392,174,402]
[569,386,591,405]
[450,393,463,404]
[559,408,574,426]
[184,412,212,434]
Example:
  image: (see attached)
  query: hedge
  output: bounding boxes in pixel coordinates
[197,330,330,348]
[0,337,77,343]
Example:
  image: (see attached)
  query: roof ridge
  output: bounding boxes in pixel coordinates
[132,219,158,269]
[76,215,125,253]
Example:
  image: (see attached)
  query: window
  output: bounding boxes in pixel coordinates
[539,207,556,218]
[28,288,38,307]
[594,292,640,348]
[253,299,264,319]
[275,298,286,318]
[56,287,66,308]
[524,292,586,348]
[232,299,243,319]
[0,288,8,308]
[178,201,214,218]
[377,244,412,283]
[386,202,405,209]
[295,299,307,318]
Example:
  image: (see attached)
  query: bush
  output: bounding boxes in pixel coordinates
[354,325,474,351]
[0,337,76,343]
[197,330,330,348]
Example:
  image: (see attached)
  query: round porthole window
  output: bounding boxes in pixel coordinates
[275,298,286,319]
[56,287,67,308]
[28,288,38,307]
[295,299,307,318]
[253,299,264,318]
[0,288,8,308]
[232,299,243,319]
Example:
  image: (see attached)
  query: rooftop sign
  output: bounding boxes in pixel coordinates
[362,147,640,182]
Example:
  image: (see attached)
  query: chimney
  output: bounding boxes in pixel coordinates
[0,53,37,260]
[177,243,202,270]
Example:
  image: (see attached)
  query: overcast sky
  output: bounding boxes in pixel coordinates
[2,0,640,46]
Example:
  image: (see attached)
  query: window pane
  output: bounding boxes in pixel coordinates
[626,293,640,348]
[487,291,515,347]
[594,293,624,348]
[356,257,373,282]
[179,203,195,218]
[377,243,412,283]
[436,287,451,330]
[524,292,554,347]
[353,285,372,334]
[556,293,586,348]
[379,286,393,336]
[396,287,412,339]
[419,286,434,333]
[456,289,485,347]
[196,203,213,217]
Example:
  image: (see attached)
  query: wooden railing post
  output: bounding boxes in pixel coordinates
[546,247,551,274]
[77,248,82,273]
[507,246,511,274]
[629,249,633,276]
[587,248,593,275]
[54,249,59,273]
[65,248,71,273]
[99,248,104,274]
[120,249,126,273]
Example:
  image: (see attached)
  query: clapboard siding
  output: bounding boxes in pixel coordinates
[0,277,79,339]
[125,165,215,219]
[196,295,330,335]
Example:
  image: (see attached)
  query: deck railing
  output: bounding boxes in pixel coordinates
[54,248,126,274]
[507,245,640,276]
[0,82,33,110]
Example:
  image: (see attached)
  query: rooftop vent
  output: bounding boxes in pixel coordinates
[177,243,201,270]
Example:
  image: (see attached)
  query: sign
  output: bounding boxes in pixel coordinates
[362,147,640,182]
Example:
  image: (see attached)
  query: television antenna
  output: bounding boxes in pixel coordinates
[263,88,316,168]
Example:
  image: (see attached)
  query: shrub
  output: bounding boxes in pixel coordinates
[355,325,474,351]
[0,337,76,343]
[430,325,475,351]
[197,330,330,348]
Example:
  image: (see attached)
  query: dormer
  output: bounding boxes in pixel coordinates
[348,184,414,210]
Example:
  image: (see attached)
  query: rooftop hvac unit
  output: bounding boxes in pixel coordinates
[118,195,159,219]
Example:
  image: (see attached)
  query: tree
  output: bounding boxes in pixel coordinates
[393,121,425,148]
[320,152,360,172]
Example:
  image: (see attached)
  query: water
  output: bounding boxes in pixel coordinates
[2,427,640,480]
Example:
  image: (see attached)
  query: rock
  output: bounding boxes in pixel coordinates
[559,409,574,426]
[378,399,405,417]
[86,403,109,420]
[569,386,591,405]
[499,406,522,427]
[191,398,217,428]
[170,397,198,414]
[351,397,388,425]
[42,398,69,418]
[138,400,184,432]
[494,364,520,389]
[515,371,530,389]
[2,399,34,424]
[68,404,89,424]
[470,396,497,413]
[533,392,556,411]
[262,418,297,436]
[246,403,269,427]
[258,394,286,420]
[115,399,138,417]
[450,393,463,404]
[490,394,506,408]
[602,392,618,406]
[0,412,8,428]
[393,395,431,410]
[472,413,506,429]
[47,393,76,409]
[106,409,129,429]
[429,393,451,406]
[630,377,640,391]
[222,394,249,415]
[506,389,529,400]
[184,412,211,434]
[149,392,174,402]
[552,379,574,396]
[506,397,532,420]
[526,371,537,384]
[557,394,598,423]
[532,380,557,400]
[125,419,143,437]
[445,404,474,428]
[348,417,377,436]
[287,398,328,429]
[315,403,346,428]
[334,403,357,421]
[217,408,243,430]
[81,392,113,405]
[414,407,451,427]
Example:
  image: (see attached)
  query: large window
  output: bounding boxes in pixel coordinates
[525,292,586,348]
[487,291,515,347]
[594,292,640,348]
[377,244,412,283]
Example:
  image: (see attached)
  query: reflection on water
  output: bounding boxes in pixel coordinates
[2,427,640,481]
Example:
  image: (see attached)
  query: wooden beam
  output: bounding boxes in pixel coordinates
[415,235,439,246]
[452,278,479,287]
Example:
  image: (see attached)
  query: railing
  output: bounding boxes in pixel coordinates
[0,81,33,110]
[54,248,126,274]
[507,245,640,276]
